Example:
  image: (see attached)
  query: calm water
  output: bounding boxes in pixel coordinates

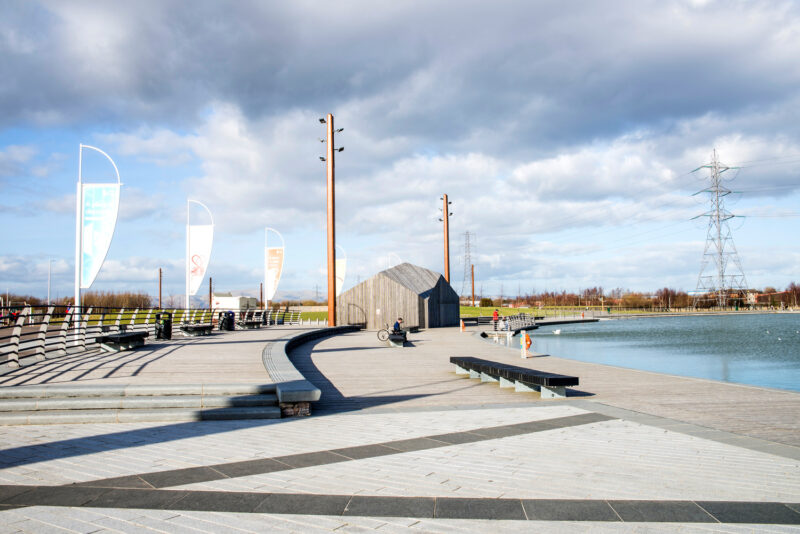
[506,314,800,392]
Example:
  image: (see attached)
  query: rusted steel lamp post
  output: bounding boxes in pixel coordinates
[320,114,343,326]
[439,194,452,283]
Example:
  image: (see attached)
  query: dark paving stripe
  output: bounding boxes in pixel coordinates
[344,495,435,518]
[85,488,189,510]
[254,493,351,515]
[523,499,619,521]
[139,466,227,489]
[435,497,527,520]
[0,487,798,523]
[697,501,800,524]
[212,458,289,479]
[611,500,716,523]
[5,486,108,507]
[70,412,615,490]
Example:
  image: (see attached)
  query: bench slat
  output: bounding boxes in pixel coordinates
[450,356,578,387]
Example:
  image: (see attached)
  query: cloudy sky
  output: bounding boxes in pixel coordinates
[2,0,799,303]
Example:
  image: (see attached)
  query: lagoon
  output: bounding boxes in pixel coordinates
[518,314,800,392]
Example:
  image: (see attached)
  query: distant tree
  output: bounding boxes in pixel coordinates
[82,291,152,308]
[787,282,800,307]
[479,297,493,307]
[621,292,650,308]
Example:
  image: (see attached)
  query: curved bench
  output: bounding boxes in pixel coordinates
[262,326,360,410]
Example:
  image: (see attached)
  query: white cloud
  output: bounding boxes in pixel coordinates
[0,145,36,177]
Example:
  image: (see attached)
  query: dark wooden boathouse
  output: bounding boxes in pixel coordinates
[336,263,460,329]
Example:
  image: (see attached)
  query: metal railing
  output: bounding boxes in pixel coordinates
[0,305,217,372]
[0,305,311,374]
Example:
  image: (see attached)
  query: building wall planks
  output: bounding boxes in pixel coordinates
[336,263,459,329]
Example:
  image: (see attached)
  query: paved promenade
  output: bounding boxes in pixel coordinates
[0,324,798,532]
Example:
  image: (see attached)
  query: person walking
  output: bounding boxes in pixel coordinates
[493,309,499,331]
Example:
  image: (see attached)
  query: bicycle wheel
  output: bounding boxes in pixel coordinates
[377,329,389,341]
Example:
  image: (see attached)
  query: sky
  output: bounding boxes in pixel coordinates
[1,0,799,304]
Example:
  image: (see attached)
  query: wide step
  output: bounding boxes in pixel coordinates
[0,394,277,412]
[0,383,283,425]
[0,406,282,425]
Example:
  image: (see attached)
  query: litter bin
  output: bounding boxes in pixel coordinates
[155,312,172,340]
[218,311,235,331]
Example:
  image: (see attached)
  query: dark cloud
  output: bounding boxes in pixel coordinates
[2,1,799,156]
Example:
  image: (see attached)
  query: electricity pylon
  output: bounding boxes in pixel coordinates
[692,149,749,307]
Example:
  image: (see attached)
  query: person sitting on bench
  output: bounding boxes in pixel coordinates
[393,317,404,334]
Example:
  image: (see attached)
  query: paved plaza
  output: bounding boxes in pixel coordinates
[0,325,799,532]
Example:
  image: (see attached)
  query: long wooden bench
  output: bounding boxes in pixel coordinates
[450,356,578,399]
[180,324,213,336]
[95,332,149,353]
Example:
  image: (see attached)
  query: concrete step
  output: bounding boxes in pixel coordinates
[0,383,282,425]
[0,383,277,399]
[0,405,282,425]
[0,394,278,412]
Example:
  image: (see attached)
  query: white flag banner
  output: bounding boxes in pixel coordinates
[265,247,284,301]
[335,257,346,296]
[188,224,213,295]
[80,183,120,288]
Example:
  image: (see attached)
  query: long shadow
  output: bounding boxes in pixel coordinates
[0,342,195,386]
[0,334,443,468]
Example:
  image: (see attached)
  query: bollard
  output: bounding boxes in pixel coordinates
[460,319,465,332]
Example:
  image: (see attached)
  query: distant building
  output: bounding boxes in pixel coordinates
[336,263,460,329]
[212,292,258,311]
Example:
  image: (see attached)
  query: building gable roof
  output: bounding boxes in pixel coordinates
[379,263,443,298]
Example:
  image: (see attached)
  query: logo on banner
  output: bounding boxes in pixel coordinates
[265,247,284,301]
[188,224,213,295]
[81,183,120,288]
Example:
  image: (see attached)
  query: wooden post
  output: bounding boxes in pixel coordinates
[209,276,212,310]
[158,268,162,309]
[260,282,263,309]
[442,194,451,283]
[326,113,337,327]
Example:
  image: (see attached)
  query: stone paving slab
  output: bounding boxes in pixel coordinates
[0,325,799,530]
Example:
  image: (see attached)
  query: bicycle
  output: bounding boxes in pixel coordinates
[377,323,391,342]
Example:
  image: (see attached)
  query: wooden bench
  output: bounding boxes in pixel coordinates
[237,311,263,329]
[180,324,214,336]
[450,356,578,399]
[95,332,149,353]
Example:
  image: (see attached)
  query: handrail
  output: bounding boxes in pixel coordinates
[0,305,218,373]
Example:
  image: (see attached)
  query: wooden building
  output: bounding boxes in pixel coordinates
[336,263,460,329]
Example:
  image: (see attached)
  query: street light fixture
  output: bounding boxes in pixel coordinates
[318,114,344,326]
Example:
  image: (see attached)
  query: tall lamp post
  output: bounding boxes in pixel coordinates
[319,114,343,326]
[439,194,453,283]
